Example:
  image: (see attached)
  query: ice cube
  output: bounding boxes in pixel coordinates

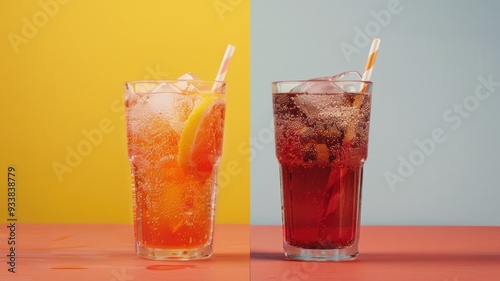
[178,72,199,80]
[290,71,362,94]
[175,72,200,90]
[332,71,363,92]
[133,82,157,93]
[331,71,362,81]
[290,80,345,94]
[159,94,199,135]
[293,94,344,119]
[293,71,363,93]
[185,82,210,93]
[147,94,176,114]
[174,73,210,92]
[150,82,181,94]
[291,71,364,118]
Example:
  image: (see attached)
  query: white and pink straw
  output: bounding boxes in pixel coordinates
[211,44,235,91]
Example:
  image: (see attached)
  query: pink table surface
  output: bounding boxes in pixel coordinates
[0,224,249,281]
[251,225,500,281]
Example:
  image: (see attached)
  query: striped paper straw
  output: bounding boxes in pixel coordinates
[360,37,380,93]
[345,37,380,144]
[353,37,380,108]
[211,44,235,91]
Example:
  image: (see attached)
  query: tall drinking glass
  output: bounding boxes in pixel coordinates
[125,80,226,260]
[272,80,372,261]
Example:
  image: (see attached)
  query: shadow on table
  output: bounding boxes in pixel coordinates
[359,252,500,264]
[250,251,285,261]
[210,252,250,263]
[250,251,500,265]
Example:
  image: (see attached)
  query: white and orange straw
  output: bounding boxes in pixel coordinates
[359,37,380,95]
[353,37,380,108]
[211,44,235,91]
[346,37,381,143]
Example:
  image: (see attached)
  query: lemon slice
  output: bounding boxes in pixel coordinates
[177,94,219,167]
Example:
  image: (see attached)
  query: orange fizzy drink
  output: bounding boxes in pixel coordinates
[125,80,225,260]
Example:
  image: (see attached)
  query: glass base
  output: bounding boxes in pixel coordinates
[136,244,212,260]
[284,243,358,261]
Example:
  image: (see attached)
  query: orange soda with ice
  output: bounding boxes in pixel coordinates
[125,76,225,259]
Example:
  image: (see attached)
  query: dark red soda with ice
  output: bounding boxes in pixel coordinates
[273,90,371,250]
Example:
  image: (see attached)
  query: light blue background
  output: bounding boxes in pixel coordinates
[251,0,500,225]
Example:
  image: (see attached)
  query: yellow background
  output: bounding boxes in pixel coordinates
[0,0,249,223]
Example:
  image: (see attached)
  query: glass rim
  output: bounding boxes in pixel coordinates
[272,80,372,85]
[125,79,226,85]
